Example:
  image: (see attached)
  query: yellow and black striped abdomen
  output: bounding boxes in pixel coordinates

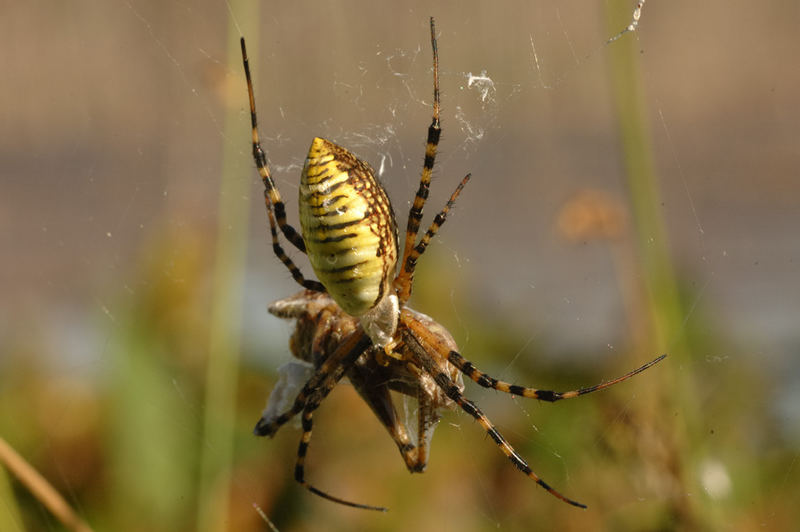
[299,137,398,317]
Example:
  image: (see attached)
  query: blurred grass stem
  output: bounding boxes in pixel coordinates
[0,436,93,532]
[605,0,701,526]
[196,2,259,530]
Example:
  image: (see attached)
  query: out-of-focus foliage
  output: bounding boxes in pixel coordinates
[3,1,799,531]
[2,226,796,531]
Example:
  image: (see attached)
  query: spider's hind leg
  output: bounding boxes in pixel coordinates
[394,18,473,302]
[265,207,325,292]
[241,37,323,292]
[395,17,444,303]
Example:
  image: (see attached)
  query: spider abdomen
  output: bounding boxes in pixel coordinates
[299,137,398,317]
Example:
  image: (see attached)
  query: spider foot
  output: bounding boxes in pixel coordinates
[253,416,281,437]
[408,463,426,474]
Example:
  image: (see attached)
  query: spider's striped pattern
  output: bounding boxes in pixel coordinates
[242,18,665,511]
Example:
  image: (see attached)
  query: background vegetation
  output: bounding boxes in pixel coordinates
[2,1,798,530]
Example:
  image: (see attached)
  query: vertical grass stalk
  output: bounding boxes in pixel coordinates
[196,2,259,530]
[604,0,702,527]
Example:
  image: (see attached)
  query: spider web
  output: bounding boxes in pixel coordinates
[3,0,800,530]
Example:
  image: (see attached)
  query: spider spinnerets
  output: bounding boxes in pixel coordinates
[241,17,666,512]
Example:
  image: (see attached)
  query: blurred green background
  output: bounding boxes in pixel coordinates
[2,1,798,530]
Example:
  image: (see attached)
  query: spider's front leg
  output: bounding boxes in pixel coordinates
[404,312,666,402]
[254,331,371,436]
[446,350,667,401]
[401,328,588,508]
[293,403,388,511]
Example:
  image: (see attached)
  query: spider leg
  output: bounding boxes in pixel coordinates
[402,328,587,508]
[402,313,665,401]
[395,17,442,303]
[241,37,321,290]
[294,407,388,512]
[446,351,667,402]
[402,173,471,284]
[266,206,325,292]
[254,331,370,437]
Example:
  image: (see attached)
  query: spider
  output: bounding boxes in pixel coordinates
[241,17,665,512]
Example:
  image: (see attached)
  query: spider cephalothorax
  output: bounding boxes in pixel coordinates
[242,18,665,511]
